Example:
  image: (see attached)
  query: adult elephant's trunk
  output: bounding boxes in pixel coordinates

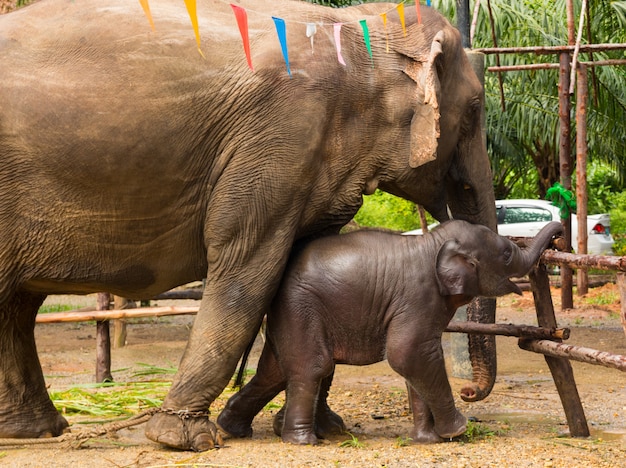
[460,221,563,402]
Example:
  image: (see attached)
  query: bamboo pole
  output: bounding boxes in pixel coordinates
[519,339,626,372]
[36,305,200,324]
[569,0,587,95]
[576,65,589,295]
[488,59,626,73]
[475,43,626,55]
[558,51,574,310]
[445,322,569,340]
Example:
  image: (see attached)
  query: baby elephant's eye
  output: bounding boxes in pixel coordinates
[502,247,513,265]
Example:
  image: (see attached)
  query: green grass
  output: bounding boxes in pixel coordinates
[50,381,170,418]
[582,290,619,306]
[338,432,366,448]
[38,304,76,314]
[458,421,502,443]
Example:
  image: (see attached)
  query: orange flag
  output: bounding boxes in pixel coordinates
[138,0,155,31]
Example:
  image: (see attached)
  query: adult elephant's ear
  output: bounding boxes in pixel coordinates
[435,239,479,297]
[403,30,444,168]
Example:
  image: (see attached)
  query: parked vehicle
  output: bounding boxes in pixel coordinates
[404,199,614,256]
[495,199,614,255]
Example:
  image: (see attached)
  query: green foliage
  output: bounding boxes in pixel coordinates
[433,0,626,201]
[37,304,76,314]
[608,191,626,255]
[581,161,622,214]
[353,190,428,232]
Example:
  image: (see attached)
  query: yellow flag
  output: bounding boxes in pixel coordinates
[184,0,205,57]
[379,12,389,53]
[397,3,407,37]
[138,0,155,31]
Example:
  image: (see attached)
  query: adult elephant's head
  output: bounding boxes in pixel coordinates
[361,7,498,401]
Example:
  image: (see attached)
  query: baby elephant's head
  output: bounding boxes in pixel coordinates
[435,221,563,298]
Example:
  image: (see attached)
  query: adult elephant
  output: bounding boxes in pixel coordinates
[0,0,497,450]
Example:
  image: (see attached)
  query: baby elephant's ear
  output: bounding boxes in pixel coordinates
[435,239,479,297]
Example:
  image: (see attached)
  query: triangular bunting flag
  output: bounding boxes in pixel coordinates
[333,23,346,66]
[184,0,204,57]
[138,0,155,31]
[306,23,317,54]
[397,3,407,37]
[230,4,254,71]
[272,17,291,77]
[379,13,389,53]
[359,20,373,67]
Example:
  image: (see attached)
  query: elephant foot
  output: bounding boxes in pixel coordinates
[315,404,346,438]
[0,407,69,439]
[434,410,467,439]
[145,410,223,451]
[281,427,319,446]
[273,405,345,439]
[216,406,253,439]
[409,427,444,444]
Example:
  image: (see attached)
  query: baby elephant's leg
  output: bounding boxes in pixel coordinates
[217,344,285,438]
[388,336,466,440]
[273,371,346,439]
[406,383,443,443]
[281,377,323,445]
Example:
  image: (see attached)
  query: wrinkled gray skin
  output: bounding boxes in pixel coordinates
[218,221,563,445]
[0,0,497,450]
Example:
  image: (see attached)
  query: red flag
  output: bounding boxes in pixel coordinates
[230,4,254,71]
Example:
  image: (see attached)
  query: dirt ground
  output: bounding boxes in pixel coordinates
[1,282,625,467]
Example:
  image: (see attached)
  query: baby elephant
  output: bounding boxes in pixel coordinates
[218,220,562,445]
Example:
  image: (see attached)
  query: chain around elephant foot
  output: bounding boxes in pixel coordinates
[145,408,223,451]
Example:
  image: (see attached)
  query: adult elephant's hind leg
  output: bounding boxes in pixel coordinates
[0,291,69,438]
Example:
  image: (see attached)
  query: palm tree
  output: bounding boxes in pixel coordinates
[433,0,626,199]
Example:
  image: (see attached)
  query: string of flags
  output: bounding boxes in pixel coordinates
[139,0,433,74]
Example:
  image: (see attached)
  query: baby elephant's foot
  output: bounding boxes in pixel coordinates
[434,410,467,439]
[281,428,319,445]
[315,405,346,438]
[216,405,253,438]
[409,427,445,444]
[273,405,346,439]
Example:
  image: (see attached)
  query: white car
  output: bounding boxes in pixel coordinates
[495,199,614,255]
[404,199,614,256]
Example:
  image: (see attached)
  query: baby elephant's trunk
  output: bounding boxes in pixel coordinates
[509,221,563,277]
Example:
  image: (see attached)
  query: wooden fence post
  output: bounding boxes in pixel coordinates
[528,265,589,437]
[96,292,113,383]
[618,273,626,338]
[112,296,133,349]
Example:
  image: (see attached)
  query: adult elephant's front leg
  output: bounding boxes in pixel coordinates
[145,232,293,451]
